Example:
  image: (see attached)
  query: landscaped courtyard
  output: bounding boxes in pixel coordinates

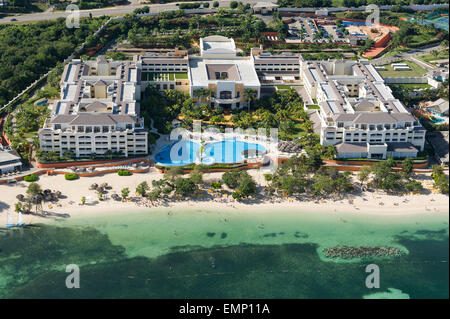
[378,60,427,78]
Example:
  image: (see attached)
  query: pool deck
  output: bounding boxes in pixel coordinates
[153,133,274,167]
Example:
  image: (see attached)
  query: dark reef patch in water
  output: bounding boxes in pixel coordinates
[221,232,227,239]
[263,233,277,238]
[415,228,447,235]
[206,232,216,237]
[294,231,309,238]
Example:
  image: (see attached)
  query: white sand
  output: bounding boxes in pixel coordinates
[0,168,448,225]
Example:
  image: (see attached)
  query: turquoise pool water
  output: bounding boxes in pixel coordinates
[155,140,201,166]
[155,138,266,166]
[203,138,266,164]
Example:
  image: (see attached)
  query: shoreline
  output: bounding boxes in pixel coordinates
[0,169,448,226]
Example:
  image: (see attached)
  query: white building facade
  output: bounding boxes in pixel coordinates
[301,59,426,159]
[38,57,148,158]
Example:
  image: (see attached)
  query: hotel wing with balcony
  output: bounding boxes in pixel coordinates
[301,59,426,159]
[188,36,261,109]
[38,57,148,158]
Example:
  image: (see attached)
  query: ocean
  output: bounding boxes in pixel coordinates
[0,208,448,298]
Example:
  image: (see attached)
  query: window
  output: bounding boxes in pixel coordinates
[220,91,232,99]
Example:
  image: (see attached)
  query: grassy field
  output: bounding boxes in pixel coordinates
[378,60,427,78]
[417,51,449,66]
[276,85,293,89]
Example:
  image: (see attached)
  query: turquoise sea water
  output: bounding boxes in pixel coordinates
[0,208,448,298]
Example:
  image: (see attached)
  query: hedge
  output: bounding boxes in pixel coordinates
[65,173,79,180]
[155,163,247,170]
[117,169,132,176]
[23,174,37,182]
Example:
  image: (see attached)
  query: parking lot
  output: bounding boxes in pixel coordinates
[286,16,350,44]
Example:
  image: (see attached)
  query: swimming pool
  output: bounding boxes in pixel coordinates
[155,140,201,166]
[155,138,267,166]
[203,138,266,164]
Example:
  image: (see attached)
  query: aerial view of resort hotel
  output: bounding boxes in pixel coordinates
[0,0,449,308]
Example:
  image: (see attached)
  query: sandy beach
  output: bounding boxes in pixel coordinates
[0,168,448,226]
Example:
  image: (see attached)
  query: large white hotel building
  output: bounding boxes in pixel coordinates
[39,36,425,160]
[38,57,148,158]
[301,59,426,159]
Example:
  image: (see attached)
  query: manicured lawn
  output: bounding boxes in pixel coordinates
[378,60,427,78]
[282,121,308,140]
[175,73,189,79]
[307,105,320,109]
[276,85,292,89]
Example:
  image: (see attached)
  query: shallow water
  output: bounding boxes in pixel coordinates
[0,208,448,298]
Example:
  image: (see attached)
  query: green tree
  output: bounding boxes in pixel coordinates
[323,145,337,160]
[405,179,423,193]
[26,182,41,197]
[165,166,184,181]
[402,158,414,176]
[243,88,257,112]
[175,178,198,196]
[14,202,22,214]
[358,166,372,188]
[222,170,242,189]
[121,187,130,200]
[136,181,150,197]
[237,174,256,198]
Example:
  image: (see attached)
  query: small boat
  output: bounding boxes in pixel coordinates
[6,211,14,228]
[17,212,24,227]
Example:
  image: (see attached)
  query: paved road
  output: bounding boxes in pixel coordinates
[371,43,444,67]
[0,1,262,24]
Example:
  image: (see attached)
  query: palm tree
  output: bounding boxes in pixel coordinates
[243,88,257,112]
[298,27,306,42]
[205,89,214,105]
[431,49,439,59]
[301,120,313,133]
[193,88,205,104]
